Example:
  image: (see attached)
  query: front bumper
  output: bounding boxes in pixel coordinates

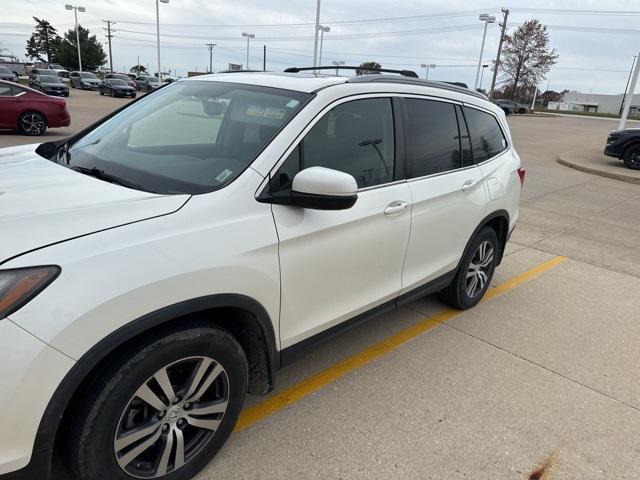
[0,320,74,476]
[604,143,622,158]
[43,89,68,97]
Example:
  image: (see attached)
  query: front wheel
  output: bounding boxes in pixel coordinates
[18,111,47,136]
[439,227,499,310]
[66,325,248,480]
[623,145,640,170]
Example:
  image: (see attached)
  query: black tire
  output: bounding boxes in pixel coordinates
[518,108,526,114]
[66,324,248,480]
[623,145,640,170]
[502,107,510,116]
[99,88,104,95]
[17,111,47,136]
[439,227,499,310]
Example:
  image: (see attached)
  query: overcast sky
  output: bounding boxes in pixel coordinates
[1,0,639,93]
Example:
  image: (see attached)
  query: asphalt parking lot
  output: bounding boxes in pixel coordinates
[3,98,640,479]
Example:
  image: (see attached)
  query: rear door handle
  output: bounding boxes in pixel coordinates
[461,180,478,191]
[384,201,409,215]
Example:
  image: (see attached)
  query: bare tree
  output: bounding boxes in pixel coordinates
[498,19,558,100]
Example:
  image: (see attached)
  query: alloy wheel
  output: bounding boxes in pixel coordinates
[465,241,494,298]
[20,113,46,135]
[628,149,640,168]
[113,356,229,478]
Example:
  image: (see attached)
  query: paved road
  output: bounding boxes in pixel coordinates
[3,98,639,479]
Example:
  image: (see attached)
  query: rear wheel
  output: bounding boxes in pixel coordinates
[18,111,47,136]
[623,145,640,170]
[439,227,498,309]
[66,325,248,480]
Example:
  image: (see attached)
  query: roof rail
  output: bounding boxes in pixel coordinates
[346,75,488,100]
[283,66,418,78]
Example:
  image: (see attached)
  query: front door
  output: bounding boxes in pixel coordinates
[269,96,412,348]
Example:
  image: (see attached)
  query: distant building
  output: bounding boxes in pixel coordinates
[550,92,640,116]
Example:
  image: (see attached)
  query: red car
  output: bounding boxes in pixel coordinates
[0,79,70,136]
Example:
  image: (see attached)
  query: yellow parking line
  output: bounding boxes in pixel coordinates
[235,255,568,431]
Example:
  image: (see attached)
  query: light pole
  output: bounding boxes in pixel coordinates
[479,64,488,89]
[474,13,495,90]
[318,25,330,67]
[242,32,255,69]
[332,60,345,76]
[65,5,85,71]
[155,0,169,80]
[312,0,322,68]
[420,63,436,80]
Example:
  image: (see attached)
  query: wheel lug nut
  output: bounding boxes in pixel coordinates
[162,424,169,431]
[158,411,165,418]
[184,403,191,410]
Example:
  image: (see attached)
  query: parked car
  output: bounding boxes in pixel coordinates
[0,65,17,82]
[0,79,70,135]
[0,54,28,77]
[105,72,137,89]
[69,71,101,90]
[135,75,163,91]
[99,78,137,98]
[604,128,640,170]
[28,74,69,97]
[492,99,529,115]
[163,76,178,83]
[34,62,70,78]
[0,68,522,480]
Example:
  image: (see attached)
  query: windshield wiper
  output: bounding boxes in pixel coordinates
[70,165,158,193]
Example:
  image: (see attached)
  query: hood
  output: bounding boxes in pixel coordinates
[0,144,190,263]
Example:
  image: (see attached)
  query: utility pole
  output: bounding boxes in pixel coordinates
[103,20,116,72]
[620,55,637,115]
[263,45,266,71]
[619,51,640,131]
[312,0,321,69]
[489,8,509,99]
[206,43,215,73]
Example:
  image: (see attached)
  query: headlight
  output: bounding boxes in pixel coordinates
[0,266,60,319]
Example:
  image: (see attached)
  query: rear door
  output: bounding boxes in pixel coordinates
[0,84,24,128]
[268,95,412,348]
[400,97,487,295]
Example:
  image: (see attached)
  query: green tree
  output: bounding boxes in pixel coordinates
[26,17,61,62]
[130,64,147,75]
[498,19,558,100]
[56,25,107,70]
[356,61,382,75]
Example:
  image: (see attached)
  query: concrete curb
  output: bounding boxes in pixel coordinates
[557,150,640,185]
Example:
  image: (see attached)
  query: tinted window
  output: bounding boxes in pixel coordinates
[404,99,461,177]
[270,98,395,191]
[110,79,126,86]
[0,84,12,96]
[463,107,507,163]
[65,81,309,194]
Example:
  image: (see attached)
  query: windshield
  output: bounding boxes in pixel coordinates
[81,72,97,79]
[111,74,129,80]
[40,75,61,83]
[63,81,311,194]
[109,79,126,86]
[50,64,64,70]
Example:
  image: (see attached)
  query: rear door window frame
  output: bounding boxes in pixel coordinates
[460,103,510,165]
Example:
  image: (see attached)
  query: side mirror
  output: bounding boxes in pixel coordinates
[279,166,358,210]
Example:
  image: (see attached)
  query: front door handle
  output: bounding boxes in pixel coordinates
[384,201,409,215]
[461,180,478,191]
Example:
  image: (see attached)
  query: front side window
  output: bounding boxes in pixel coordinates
[463,107,508,163]
[404,98,461,178]
[60,81,310,194]
[0,85,12,96]
[270,98,395,192]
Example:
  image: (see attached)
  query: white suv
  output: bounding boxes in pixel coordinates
[0,68,523,480]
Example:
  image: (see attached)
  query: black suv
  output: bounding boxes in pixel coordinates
[605,129,640,170]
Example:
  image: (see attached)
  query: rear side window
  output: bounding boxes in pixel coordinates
[404,98,461,177]
[463,107,507,163]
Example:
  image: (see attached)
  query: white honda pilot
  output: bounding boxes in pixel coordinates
[0,67,523,480]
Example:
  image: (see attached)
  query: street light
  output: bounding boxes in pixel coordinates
[318,25,330,67]
[242,32,255,69]
[156,0,169,81]
[420,63,436,80]
[479,64,488,89]
[332,60,345,76]
[65,4,86,72]
[474,13,495,90]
